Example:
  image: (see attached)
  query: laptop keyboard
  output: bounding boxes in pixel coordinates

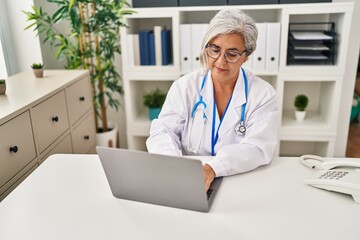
[206,188,213,200]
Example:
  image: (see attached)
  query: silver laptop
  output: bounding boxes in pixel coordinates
[96,146,222,212]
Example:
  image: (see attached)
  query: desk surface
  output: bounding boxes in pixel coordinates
[0,154,359,240]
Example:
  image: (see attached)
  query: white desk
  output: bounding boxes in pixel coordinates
[0,154,359,240]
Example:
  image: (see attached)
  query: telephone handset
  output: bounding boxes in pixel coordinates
[300,155,360,204]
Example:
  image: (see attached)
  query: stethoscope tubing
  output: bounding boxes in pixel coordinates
[188,68,249,154]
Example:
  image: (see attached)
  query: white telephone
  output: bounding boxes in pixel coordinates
[299,155,360,204]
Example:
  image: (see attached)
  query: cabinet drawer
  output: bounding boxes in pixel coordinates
[71,112,96,153]
[40,134,73,163]
[32,90,70,153]
[66,76,93,125]
[0,161,38,202]
[0,111,37,188]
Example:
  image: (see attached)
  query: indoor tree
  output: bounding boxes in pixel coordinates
[24,0,134,132]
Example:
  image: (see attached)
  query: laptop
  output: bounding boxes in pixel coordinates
[96,146,222,212]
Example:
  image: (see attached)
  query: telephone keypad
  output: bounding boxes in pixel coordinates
[319,170,349,180]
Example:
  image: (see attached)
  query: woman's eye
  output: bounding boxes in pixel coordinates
[227,52,238,58]
[211,48,220,53]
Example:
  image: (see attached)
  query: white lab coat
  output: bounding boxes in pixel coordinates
[146,69,278,177]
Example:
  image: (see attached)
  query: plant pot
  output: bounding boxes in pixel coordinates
[148,107,161,120]
[295,111,306,122]
[0,83,6,95]
[96,121,118,148]
[33,68,44,78]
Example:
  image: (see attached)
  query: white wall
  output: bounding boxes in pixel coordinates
[3,0,42,74]
[0,38,7,78]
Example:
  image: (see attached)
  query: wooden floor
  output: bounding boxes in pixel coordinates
[346,122,360,157]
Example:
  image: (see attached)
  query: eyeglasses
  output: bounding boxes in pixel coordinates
[205,44,247,63]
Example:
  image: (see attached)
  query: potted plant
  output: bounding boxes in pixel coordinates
[0,79,6,95]
[31,63,44,78]
[294,94,309,122]
[143,88,167,120]
[24,0,134,147]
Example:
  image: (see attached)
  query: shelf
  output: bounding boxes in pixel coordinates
[121,2,354,155]
[123,66,180,80]
[280,80,340,133]
[280,110,332,134]
[278,139,333,157]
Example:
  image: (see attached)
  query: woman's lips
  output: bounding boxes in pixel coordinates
[215,66,227,72]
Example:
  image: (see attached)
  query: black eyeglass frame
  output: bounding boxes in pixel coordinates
[205,44,248,63]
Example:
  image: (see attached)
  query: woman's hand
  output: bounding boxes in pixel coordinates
[203,164,216,191]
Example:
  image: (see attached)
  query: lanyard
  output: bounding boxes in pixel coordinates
[210,68,248,155]
[211,94,232,156]
[240,68,248,123]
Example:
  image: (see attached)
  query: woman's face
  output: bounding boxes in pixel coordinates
[207,33,247,83]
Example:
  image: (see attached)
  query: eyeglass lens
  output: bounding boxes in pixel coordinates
[206,45,246,63]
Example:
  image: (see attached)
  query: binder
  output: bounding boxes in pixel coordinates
[133,34,140,66]
[242,54,253,71]
[161,29,172,65]
[126,34,135,66]
[180,24,192,74]
[191,24,208,71]
[149,31,155,65]
[253,23,267,72]
[265,22,281,72]
[126,34,141,66]
[139,30,151,65]
[154,26,163,66]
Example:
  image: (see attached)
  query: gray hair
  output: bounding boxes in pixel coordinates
[199,9,258,72]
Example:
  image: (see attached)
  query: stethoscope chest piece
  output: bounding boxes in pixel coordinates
[234,122,246,135]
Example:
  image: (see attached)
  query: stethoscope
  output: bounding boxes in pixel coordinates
[187,68,249,154]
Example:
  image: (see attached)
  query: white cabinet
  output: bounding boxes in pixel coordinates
[0,70,96,201]
[0,111,37,190]
[121,2,354,156]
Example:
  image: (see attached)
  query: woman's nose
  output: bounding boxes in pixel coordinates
[216,52,227,64]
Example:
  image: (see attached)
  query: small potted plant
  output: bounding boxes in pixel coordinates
[294,94,309,122]
[31,63,44,78]
[143,88,167,120]
[0,79,6,95]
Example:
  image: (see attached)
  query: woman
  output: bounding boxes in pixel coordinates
[146,9,278,190]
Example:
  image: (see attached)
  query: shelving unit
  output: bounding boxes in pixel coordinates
[121,2,354,156]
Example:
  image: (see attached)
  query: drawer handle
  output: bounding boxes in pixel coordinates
[9,146,18,153]
[84,135,90,140]
[52,116,59,122]
[79,96,85,101]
